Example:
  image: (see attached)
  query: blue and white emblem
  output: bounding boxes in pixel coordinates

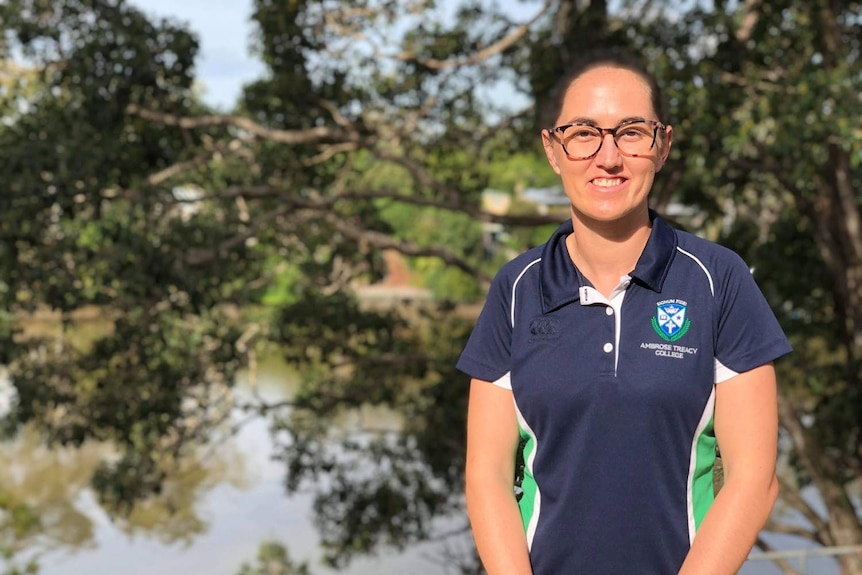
[658,303,686,336]
[651,301,691,342]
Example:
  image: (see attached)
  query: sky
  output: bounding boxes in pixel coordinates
[127,0,266,110]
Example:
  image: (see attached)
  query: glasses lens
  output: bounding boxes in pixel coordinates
[559,125,602,158]
[614,122,656,156]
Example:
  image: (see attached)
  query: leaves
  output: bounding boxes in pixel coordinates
[0,0,860,571]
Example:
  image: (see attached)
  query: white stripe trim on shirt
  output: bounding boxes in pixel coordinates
[511,258,542,328]
[686,385,716,544]
[676,247,715,297]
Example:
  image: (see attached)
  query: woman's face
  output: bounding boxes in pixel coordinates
[542,66,673,226]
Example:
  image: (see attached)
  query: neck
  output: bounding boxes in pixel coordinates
[566,207,652,296]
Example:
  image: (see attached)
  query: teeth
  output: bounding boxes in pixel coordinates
[592,178,623,187]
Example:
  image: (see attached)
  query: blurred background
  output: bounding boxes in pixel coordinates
[0,0,860,574]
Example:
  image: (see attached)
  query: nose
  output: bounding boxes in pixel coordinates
[594,132,622,169]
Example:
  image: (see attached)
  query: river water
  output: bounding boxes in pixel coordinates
[1,353,452,575]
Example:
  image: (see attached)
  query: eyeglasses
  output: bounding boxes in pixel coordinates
[546,120,664,160]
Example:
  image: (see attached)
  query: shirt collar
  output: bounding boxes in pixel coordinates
[539,210,678,314]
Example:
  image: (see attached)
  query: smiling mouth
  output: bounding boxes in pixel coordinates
[591,177,626,187]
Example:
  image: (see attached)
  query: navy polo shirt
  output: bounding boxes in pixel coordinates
[457,213,791,575]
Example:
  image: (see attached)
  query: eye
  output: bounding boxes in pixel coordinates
[564,126,600,140]
[617,124,651,140]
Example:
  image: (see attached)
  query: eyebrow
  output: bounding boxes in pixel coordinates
[564,116,648,127]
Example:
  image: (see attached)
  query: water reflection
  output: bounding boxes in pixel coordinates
[0,425,106,563]
[2,353,440,575]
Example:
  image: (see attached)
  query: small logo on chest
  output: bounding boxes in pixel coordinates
[529,317,560,341]
[651,299,691,342]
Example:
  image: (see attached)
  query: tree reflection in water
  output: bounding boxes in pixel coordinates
[0,418,250,573]
[2,298,478,575]
[264,296,480,573]
[0,425,104,571]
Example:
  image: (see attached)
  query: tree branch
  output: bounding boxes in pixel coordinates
[126,104,359,145]
[753,536,803,575]
[208,185,562,227]
[764,518,820,542]
[734,0,763,44]
[126,104,556,231]
[316,210,491,285]
[369,149,563,225]
[184,205,289,266]
[774,423,832,545]
[719,71,791,93]
[302,142,359,166]
[396,0,554,70]
[777,395,862,547]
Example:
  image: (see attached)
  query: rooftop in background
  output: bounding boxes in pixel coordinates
[522,186,570,207]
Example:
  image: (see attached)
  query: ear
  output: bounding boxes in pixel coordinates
[542,129,562,175]
[656,124,673,171]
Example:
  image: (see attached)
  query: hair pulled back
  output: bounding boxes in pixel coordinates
[542,47,666,128]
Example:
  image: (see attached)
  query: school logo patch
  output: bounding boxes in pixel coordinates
[651,300,691,342]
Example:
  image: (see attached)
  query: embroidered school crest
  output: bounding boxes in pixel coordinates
[651,300,691,342]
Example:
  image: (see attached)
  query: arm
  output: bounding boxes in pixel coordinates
[465,378,533,575]
[678,363,780,575]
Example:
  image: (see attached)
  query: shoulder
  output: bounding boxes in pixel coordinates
[673,229,750,272]
[671,229,758,295]
[479,245,545,310]
[493,245,545,286]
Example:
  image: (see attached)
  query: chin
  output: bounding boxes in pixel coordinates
[576,204,647,224]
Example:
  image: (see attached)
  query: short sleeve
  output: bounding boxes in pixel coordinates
[714,254,792,381]
[456,269,514,385]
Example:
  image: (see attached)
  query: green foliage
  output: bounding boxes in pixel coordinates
[378,202,485,299]
[260,261,303,306]
[485,151,557,193]
[235,541,309,575]
[269,290,474,567]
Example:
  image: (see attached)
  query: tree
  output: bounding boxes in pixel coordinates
[0,0,252,508]
[0,0,860,573]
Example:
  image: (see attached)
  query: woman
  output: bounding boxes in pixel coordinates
[457,50,792,575]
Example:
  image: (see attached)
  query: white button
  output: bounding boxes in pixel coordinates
[603,343,613,353]
[605,307,614,316]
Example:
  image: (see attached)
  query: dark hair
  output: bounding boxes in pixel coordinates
[542,47,667,128]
